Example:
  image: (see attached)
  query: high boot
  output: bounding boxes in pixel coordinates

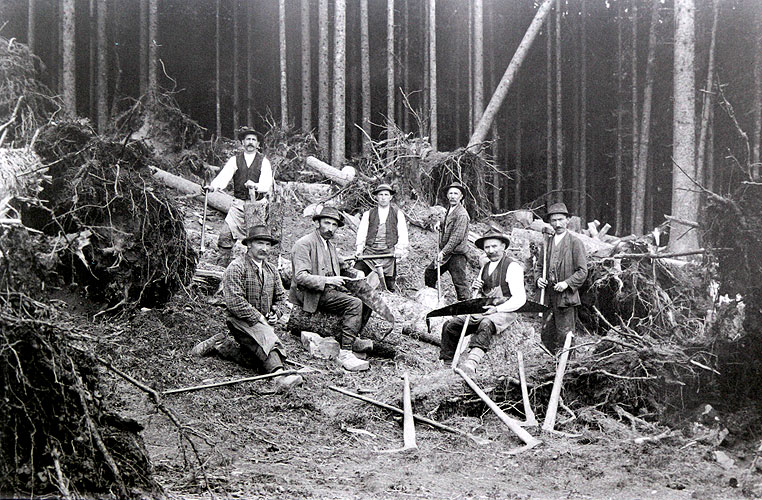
[461,347,486,376]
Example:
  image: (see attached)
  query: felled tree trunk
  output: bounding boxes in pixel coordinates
[287,306,392,341]
[305,156,355,185]
[149,166,233,212]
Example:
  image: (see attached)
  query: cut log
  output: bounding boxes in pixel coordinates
[596,223,612,240]
[287,306,393,343]
[150,165,233,213]
[400,321,442,346]
[305,156,355,186]
[510,227,615,259]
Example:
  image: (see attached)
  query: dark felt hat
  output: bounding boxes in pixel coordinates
[474,228,511,250]
[546,202,570,219]
[373,183,396,195]
[445,182,467,196]
[242,225,279,245]
[312,206,345,227]
[236,126,259,141]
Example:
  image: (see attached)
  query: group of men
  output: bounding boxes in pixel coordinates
[192,127,588,390]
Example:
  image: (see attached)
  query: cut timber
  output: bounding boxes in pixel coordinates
[400,321,441,346]
[305,156,355,186]
[542,332,573,433]
[510,227,614,258]
[596,223,611,240]
[287,307,393,344]
[150,165,233,213]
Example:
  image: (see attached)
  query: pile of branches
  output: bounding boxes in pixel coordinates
[0,226,160,498]
[0,37,60,147]
[22,121,196,309]
[262,121,321,182]
[175,136,237,184]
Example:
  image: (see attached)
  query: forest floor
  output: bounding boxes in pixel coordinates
[81,195,753,500]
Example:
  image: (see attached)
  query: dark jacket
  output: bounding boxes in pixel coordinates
[540,232,588,308]
[289,229,345,313]
[439,203,470,257]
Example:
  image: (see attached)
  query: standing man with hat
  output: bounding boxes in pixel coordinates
[205,127,274,266]
[439,228,527,375]
[536,203,588,353]
[191,225,302,391]
[424,182,471,301]
[354,183,409,291]
[290,207,372,371]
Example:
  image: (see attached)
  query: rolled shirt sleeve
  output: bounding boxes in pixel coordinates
[209,156,238,191]
[256,156,273,193]
[355,211,370,255]
[496,262,527,313]
[395,210,409,257]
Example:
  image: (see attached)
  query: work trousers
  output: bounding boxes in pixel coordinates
[423,253,470,301]
[317,286,370,349]
[439,316,497,361]
[541,301,577,354]
[226,319,284,373]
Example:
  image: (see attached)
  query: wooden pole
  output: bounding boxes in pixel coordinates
[402,372,418,450]
[542,332,573,432]
[163,370,301,395]
[517,351,538,427]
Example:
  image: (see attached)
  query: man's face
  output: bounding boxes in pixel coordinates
[376,191,392,208]
[482,239,506,262]
[447,188,463,206]
[317,218,339,240]
[242,134,259,152]
[549,214,569,234]
[247,239,271,261]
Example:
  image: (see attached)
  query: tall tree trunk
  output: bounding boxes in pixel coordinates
[139,0,148,95]
[629,1,639,233]
[631,0,659,236]
[752,5,762,179]
[554,0,563,203]
[429,0,437,151]
[422,0,429,136]
[318,0,330,153]
[468,0,554,147]
[387,0,395,127]
[360,0,371,154]
[579,0,588,220]
[215,0,221,137]
[487,0,499,210]
[707,100,715,191]
[696,0,719,190]
[515,81,523,210]
[279,0,289,128]
[246,0,254,125]
[301,0,312,132]
[467,1,473,134]
[96,0,108,132]
[473,0,484,125]
[571,18,580,212]
[455,16,462,145]
[233,0,239,132]
[615,0,625,235]
[148,0,158,97]
[402,0,409,132]
[546,15,554,204]
[57,0,63,94]
[669,0,699,252]
[28,0,36,54]
[89,0,96,119]
[331,0,346,166]
[62,0,76,116]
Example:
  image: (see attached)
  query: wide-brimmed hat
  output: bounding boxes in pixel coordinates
[312,206,345,227]
[444,182,467,196]
[373,183,396,196]
[545,202,570,220]
[237,126,259,141]
[474,228,510,250]
[242,225,279,245]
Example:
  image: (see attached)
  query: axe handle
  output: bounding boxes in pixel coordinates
[539,236,548,314]
[357,253,395,260]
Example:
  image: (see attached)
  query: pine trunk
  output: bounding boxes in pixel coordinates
[467,2,473,134]
[387,0,395,127]
[139,0,148,95]
[554,0,563,203]
[215,0,221,137]
[360,0,371,154]
[233,0,239,132]
[301,0,312,132]
[148,0,158,97]
[515,82,522,210]
[696,0,719,190]
[96,0,108,132]
[28,0,36,54]
[62,0,76,116]
[331,0,346,166]
[707,101,715,191]
[579,0,587,220]
[318,0,330,153]
[473,0,484,125]
[752,5,762,179]
[279,0,289,128]
[455,17,462,145]
[402,0,409,132]
[615,1,624,235]
[247,0,255,126]
[629,1,640,233]
[546,15,553,204]
[89,0,95,119]
[571,19,580,212]
[422,1,429,136]
[429,0,437,151]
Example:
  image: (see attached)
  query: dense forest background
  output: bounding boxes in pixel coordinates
[1,0,761,239]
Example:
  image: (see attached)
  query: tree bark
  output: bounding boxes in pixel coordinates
[246,0,255,126]
[455,17,462,145]
[554,0,563,203]
[468,0,554,148]
[631,0,659,236]
[515,81,523,210]
[422,1,429,136]
[215,0,222,137]
[546,15,553,204]
[360,0,371,154]
[233,0,239,132]
[579,0,588,220]
[96,0,108,133]
[696,0,719,191]
[473,0,484,125]
[752,5,762,179]
[630,0,639,233]
[402,0,409,132]
[429,0,437,151]
[148,0,158,97]
[318,0,330,153]
[28,0,36,54]
[279,0,289,129]
[707,100,715,192]
[387,0,395,127]
[669,0,699,253]
[332,0,346,166]
[301,0,312,132]
[467,2,473,134]
[62,0,76,116]
[89,0,95,119]
[139,0,148,95]
[615,0,624,235]
[488,0,499,210]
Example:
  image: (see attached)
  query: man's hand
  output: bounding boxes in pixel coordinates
[354,270,365,279]
[483,305,499,315]
[258,313,270,325]
[244,180,256,189]
[266,311,278,325]
[472,277,484,290]
[537,277,548,289]
[394,247,405,260]
[553,281,569,292]
[325,276,346,287]
[436,251,445,263]
[203,185,215,193]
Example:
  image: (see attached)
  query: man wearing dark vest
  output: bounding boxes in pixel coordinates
[439,228,527,375]
[205,127,273,265]
[354,183,409,291]
[536,202,588,353]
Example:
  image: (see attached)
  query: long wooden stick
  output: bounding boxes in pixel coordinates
[539,236,548,312]
[454,368,542,452]
[517,351,539,427]
[402,373,418,450]
[163,370,300,395]
[328,385,489,445]
[542,332,573,432]
[200,190,209,252]
[451,290,478,370]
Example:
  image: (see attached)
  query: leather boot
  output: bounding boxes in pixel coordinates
[461,347,485,376]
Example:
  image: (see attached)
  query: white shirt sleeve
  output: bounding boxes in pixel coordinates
[356,211,370,255]
[496,262,527,313]
[256,156,273,193]
[395,209,409,255]
[209,156,238,191]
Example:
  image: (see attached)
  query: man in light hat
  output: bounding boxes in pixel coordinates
[191,225,302,391]
[204,127,274,265]
[536,202,588,353]
[354,183,409,291]
[424,182,471,301]
[440,228,527,375]
[290,207,372,371]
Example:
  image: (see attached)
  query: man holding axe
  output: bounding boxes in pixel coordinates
[354,183,409,291]
[439,228,527,375]
[536,203,588,353]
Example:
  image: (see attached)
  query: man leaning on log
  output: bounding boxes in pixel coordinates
[290,207,374,372]
[440,228,527,375]
[191,225,303,391]
[204,127,274,266]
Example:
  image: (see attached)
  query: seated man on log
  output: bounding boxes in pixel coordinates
[290,207,373,372]
[354,183,409,291]
[440,228,527,375]
[191,225,302,391]
[204,127,273,266]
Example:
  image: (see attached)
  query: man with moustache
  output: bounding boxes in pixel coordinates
[439,228,527,375]
[191,225,302,391]
[205,127,274,265]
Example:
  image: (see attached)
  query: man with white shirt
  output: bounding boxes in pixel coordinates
[205,127,274,265]
[354,183,409,291]
[439,228,527,375]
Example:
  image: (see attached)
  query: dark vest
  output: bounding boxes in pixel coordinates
[480,255,513,298]
[365,206,399,249]
[233,152,264,200]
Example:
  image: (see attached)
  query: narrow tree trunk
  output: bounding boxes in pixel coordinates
[429,0,437,151]
[629,1,639,233]
[707,100,715,191]
[402,0,409,132]
[148,0,158,97]
[233,0,239,132]
[455,17,462,145]
[28,0,36,54]
[89,0,96,119]
[473,0,484,125]
[487,0,499,210]
[554,0,563,203]
[571,19,580,212]
[318,0,330,153]
[696,0,719,190]
[467,1,473,134]
[360,0,371,154]
[669,0,699,252]
[57,0,63,94]
[579,0,588,219]
[387,0,395,127]
[615,0,625,235]
[515,81,522,210]
[631,0,659,236]
[215,0,221,137]
[279,0,289,128]
[247,0,255,125]
[96,0,108,132]
[331,0,346,166]
[546,15,554,204]
[139,0,148,95]
[422,1,429,136]
[752,5,762,179]
[62,0,76,116]
[468,0,554,147]
[301,0,312,132]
